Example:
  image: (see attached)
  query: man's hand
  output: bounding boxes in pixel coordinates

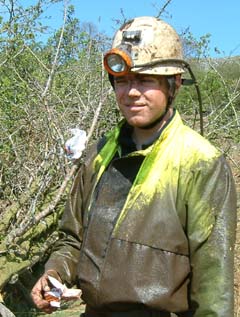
[31,270,61,314]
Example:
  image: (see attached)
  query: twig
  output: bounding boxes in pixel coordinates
[0,47,25,67]
[41,1,68,99]
[155,0,173,18]
[206,58,239,126]
[205,92,240,127]
[24,44,50,72]
[6,67,112,243]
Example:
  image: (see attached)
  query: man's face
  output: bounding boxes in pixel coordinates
[114,73,169,129]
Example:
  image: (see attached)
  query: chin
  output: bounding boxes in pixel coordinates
[127,119,147,128]
[125,114,145,126]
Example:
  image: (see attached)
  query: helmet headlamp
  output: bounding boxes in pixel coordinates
[103,48,133,77]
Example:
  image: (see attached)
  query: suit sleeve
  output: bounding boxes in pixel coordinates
[45,165,84,286]
[186,155,237,316]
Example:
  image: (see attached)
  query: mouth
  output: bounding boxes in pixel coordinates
[127,103,146,111]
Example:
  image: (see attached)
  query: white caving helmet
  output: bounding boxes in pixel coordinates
[104,16,186,77]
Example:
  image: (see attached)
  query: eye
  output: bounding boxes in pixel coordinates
[140,76,159,85]
[142,78,154,83]
[114,77,128,86]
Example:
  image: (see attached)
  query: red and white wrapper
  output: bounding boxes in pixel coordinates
[45,275,82,308]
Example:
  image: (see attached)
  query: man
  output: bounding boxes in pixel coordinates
[31,16,237,316]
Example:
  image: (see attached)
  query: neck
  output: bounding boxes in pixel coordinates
[132,108,173,149]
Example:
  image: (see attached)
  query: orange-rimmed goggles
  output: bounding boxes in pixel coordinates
[103,48,133,77]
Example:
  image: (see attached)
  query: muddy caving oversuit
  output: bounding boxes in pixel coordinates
[46,110,237,317]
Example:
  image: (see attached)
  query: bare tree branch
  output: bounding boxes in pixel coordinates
[155,0,173,18]
[41,1,68,99]
[6,68,112,244]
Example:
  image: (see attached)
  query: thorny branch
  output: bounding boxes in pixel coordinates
[41,1,68,99]
[6,70,112,244]
[206,58,239,126]
[155,0,173,18]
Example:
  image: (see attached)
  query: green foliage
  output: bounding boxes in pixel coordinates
[181,30,212,59]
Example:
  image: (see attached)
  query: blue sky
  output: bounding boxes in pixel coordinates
[21,0,240,57]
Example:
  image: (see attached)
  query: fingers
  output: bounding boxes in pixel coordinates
[46,270,62,282]
[31,272,59,314]
[31,280,51,313]
[43,284,51,292]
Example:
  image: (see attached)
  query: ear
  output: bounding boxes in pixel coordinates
[175,74,182,89]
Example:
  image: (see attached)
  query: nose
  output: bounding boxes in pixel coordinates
[127,81,141,97]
